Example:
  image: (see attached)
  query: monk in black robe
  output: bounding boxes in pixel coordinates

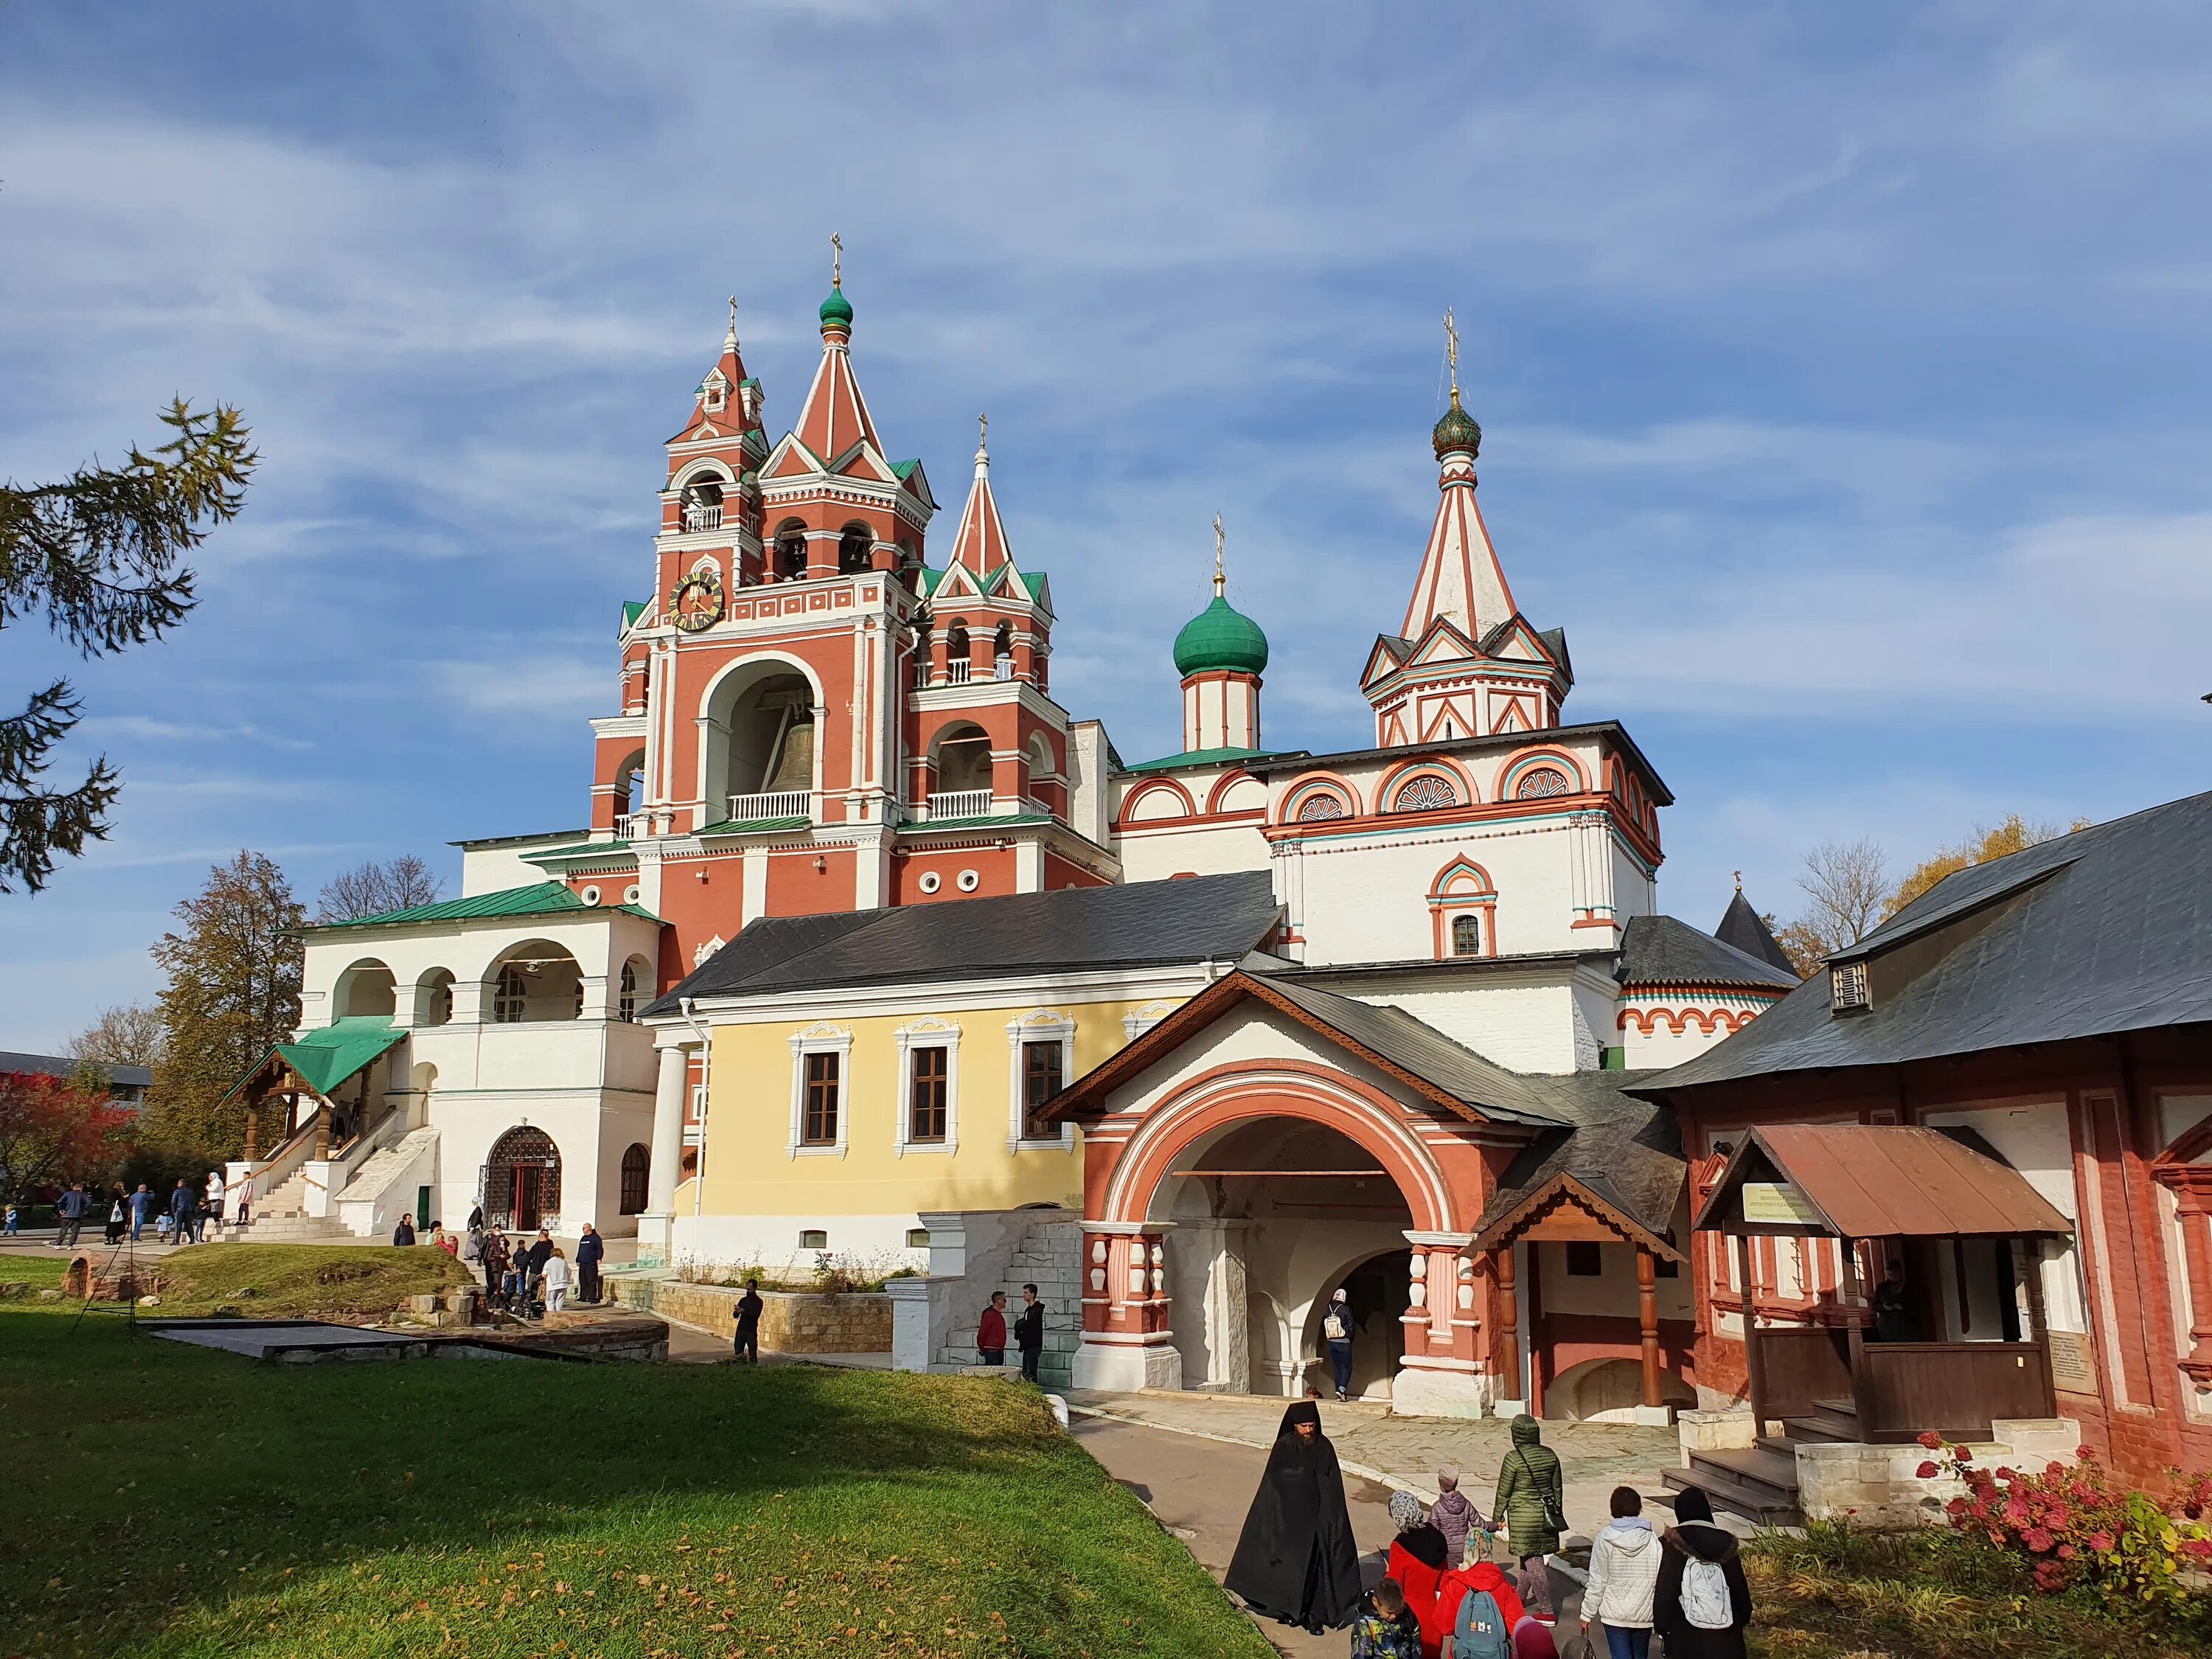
[1225,1401,1362,1633]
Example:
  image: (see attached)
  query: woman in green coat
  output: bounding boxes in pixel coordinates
[1492,1414,1565,1562]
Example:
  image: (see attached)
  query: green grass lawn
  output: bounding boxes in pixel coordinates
[0,1255,1270,1659]
[1744,1521,2211,1658]
[131,1242,480,1317]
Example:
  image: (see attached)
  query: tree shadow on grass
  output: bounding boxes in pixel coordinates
[1,1309,1270,1658]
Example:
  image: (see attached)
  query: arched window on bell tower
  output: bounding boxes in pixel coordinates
[838,523,873,574]
[773,521,807,582]
[992,620,1013,680]
[681,477,724,533]
[944,618,972,685]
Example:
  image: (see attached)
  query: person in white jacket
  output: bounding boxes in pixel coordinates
[539,1248,572,1314]
[1580,1486,1661,1659]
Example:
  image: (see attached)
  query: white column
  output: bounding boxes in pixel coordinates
[639,1039,691,1253]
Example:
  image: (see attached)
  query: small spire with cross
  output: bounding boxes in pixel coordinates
[830,231,843,289]
[725,294,740,350]
[1212,512,1226,598]
[1444,306,1461,401]
[1734,869,1744,893]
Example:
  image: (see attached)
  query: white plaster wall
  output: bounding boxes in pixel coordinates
[1287,820,1583,966]
[301,911,663,1030]
[1616,995,1776,1068]
[1116,820,1272,883]
[668,1209,930,1276]
[1532,1242,1694,1320]
[1102,1001,1436,1130]
[437,1090,653,1240]
[1921,1101,2089,1334]
[1324,970,1583,1074]
[459,835,588,897]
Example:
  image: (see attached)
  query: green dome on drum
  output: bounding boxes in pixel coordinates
[819,285,854,328]
[1432,388,1482,460]
[1174,594,1270,678]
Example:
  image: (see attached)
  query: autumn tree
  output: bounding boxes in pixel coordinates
[150,852,303,1160]
[66,1000,167,1096]
[1881,813,2088,921]
[316,853,444,922]
[1772,837,1889,976]
[1,401,257,893]
[0,1070,134,1202]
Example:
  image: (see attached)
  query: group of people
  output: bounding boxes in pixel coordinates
[1229,1407,1751,1659]
[397,1206,605,1318]
[29,1172,238,1249]
[974,1285,1049,1380]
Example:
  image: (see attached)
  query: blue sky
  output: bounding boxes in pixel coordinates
[4,2,2210,1050]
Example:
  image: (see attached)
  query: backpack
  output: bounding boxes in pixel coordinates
[1324,1309,1349,1340]
[1450,1587,1511,1659]
[1680,1556,1733,1630]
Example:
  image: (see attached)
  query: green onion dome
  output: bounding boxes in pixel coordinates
[819,285,854,329]
[1432,389,1482,460]
[1173,594,1270,678]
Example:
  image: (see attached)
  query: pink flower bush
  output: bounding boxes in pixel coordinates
[1915,1438,2212,1603]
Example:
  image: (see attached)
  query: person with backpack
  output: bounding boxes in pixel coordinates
[1581,1487,1661,1659]
[1323,1287,1355,1402]
[1434,1533,1525,1659]
[1492,1416,1565,1565]
[1380,1490,1448,1644]
[1225,1401,1363,1635]
[1652,1486,1751,1659]
[1349,1576,1422,1659]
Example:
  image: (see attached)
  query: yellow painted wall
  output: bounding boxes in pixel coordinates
[680,994,1178,1220]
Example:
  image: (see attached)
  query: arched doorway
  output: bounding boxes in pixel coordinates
[485,1127,561,1232]
[1152,1115,1419,1398]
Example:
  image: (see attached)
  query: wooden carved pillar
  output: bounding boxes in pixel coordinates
[1526,1245,1547,1419]
[1492,1246,1520,1402]
[1838,1234,1874,1427]
[1637,1245,1662,1411]
[243,1091,262,1161]
[313,1101,330,1161]
[1734,1230,1766,1428]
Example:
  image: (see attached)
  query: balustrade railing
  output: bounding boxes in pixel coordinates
[923,788,993,821]
[683,504,723,531]
[944,658,973,684]
[726,790,812,824]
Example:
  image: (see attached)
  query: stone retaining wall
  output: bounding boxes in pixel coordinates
[615,1279,891,1353]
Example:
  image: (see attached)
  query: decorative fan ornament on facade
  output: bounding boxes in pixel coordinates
[1295,793,1347,822]
[1394,774,1460,813]
[1515,766,1572,799]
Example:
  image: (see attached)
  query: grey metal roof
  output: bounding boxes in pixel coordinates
[1471,1074,1686,1249]
[1714,891,1797,976]
[1238,720,1674,806]
[1617,914,1798,992]
[0,1051,153,1090]
[1254,975,1573,1127]
[644,871,1282,1015]
[1641,790,2212,1093]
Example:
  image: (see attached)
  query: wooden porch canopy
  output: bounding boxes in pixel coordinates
[219,1017,404,1162]
[1694,1124,2073,1442]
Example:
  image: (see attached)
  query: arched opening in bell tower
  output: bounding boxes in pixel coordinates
[703,658,818,821]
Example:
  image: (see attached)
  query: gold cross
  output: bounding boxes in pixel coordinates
[1444,307,1461,397]
[978,411,988,451]
[830,232,843,288]
[1212,512,1225,597]
[726,295,739,344]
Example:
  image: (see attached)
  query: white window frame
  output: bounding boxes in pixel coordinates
[787,1021,853,1159]
[894,1016,961,1156]
[1006,1009,1077,1152]
[1121,1000,1175,1042]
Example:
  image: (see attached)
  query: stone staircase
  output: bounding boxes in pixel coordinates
[230,1169,349,1242]
[1663,1399,1863,1525]
[939,1215,1083,1388]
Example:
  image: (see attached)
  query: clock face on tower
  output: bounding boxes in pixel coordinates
[669,567,724,633]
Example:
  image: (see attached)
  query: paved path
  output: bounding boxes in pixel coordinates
[1069,1389,1682,1542]
[1070,1413,1401,1658]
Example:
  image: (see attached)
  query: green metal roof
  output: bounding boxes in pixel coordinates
[891,458,921,480]
[1121,745,1283,774]
[302,881,658,931]
[819,285,854,327]
[221,1016,406,1105]
[1173,594,1270,677]
[695,815,811,836]
[919,566,947,595]
[620,600,648,635]
[899,812,1053,833]
[520,840,636,866]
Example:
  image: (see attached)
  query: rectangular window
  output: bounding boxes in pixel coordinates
[803,1051,840,1145]
[1022,1040,1065,1138]
[906,1227,931,1248]
[1565,1241,1604,1277]
[799,1228,827,1251]
[908,1046,948,1143]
